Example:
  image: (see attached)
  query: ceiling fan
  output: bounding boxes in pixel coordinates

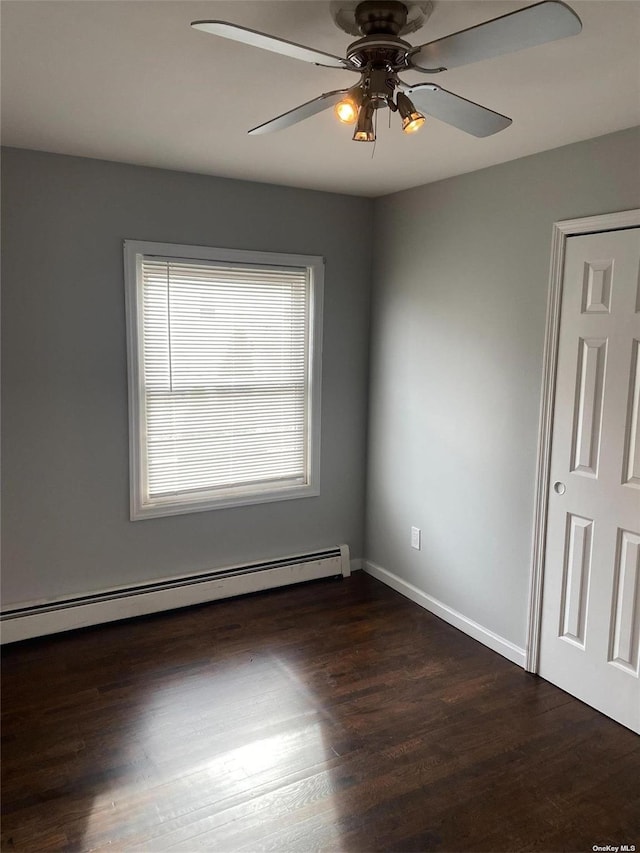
[191,0,582,142]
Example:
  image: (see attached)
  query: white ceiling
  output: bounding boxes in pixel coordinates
[1,0,639,197]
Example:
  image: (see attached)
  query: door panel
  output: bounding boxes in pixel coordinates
[622,340,640,488]
[539,227,640,733]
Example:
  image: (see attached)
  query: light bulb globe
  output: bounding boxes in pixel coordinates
[335,99,358,124]
[352,100,376,142]
[402,113,426,134]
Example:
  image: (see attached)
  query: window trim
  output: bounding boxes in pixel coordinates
[124,240,324,520]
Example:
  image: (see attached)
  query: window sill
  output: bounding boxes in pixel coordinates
[131,481,320,521]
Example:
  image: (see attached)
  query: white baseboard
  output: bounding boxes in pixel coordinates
[363,560,526,668]
[1,547,350,644]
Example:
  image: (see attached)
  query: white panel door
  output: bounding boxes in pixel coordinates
[539,227,640,733]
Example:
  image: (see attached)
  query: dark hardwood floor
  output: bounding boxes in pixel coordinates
[1,572,638,852]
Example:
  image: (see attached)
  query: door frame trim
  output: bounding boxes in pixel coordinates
[525,208,640,673]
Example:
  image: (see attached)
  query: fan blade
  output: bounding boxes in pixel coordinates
[409,1,582,71]
[249,90,350,135]
[402,83,512,137]
[191,21,352,69]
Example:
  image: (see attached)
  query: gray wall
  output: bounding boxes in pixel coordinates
[1,148,373,605]
[366,127,640,649]
[4,127,639,638]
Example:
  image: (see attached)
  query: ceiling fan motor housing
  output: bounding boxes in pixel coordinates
[347,0,415,71]
[346,3,414,109]
[346,34,412,70]
[355,1,409,36]
[330,0,434,38]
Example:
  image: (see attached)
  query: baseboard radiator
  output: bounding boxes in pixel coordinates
[0,545,351,644]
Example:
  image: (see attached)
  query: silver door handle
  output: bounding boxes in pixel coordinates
[553,481,566,495]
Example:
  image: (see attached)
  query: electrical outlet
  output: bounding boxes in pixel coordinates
[411,526,421,550]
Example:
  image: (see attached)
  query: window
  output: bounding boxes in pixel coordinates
[124,241,323,519]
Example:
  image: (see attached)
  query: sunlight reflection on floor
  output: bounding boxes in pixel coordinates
[83,652,345,850]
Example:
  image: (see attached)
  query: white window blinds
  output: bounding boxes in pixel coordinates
[125,243,323,519]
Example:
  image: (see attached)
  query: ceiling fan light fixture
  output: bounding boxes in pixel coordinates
[397,91,426,134]
[335,100,358,124]
[353,128,376,142]
[402,112,426,133]
[334,88,362,124]
[352,100,376,142]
